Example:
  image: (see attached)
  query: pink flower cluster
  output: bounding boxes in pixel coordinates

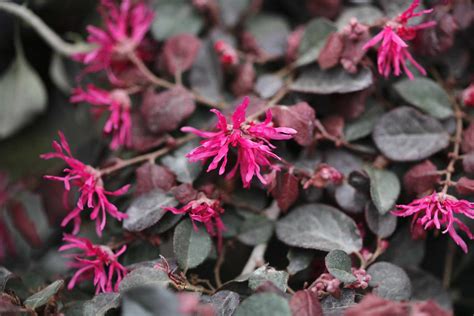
[393,192,474,253]
[165,193,225,250]
[182,97,296,188]
[41,132,129,236]
[310,273,341,298]
[347,268,371,289]
[74,0,154,82]
[71,85,132,150]
[59,234,127,294]
[214,40,239,66]
[363,0,436,79]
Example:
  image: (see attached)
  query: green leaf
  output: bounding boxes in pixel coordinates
[119,267,170,292]
[237,211,274,246]
[0,38,47,139]
[204,290,240,316]
[123,190,178,232]
[291,66,373,94]
[394,78,453,119]
[162,140,203,183]
[248,266,289,292]
[286,248,314,275]
[367,262,412,301]
[82,293,121,316]
[276,204,362,253]
[24,280,64,309]
[297,18,337,67]
[218,0,250,27]
[364,166,400,215]
[234,293,291,316]
[173,219,212,270]
[245,14,290,57]
[325,250,357,283]
[365,202,397,238]
[151,0,203,41]
[121,285,180,316]
[0,267,16,292]
[344,101,384,142]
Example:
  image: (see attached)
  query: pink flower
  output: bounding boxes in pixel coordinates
[347,268,371,289]
[309,273,341,298]
[165,193,225,250]
[303,163,344,189]
[182,97,296,188]
[363,0,436,79]
[41,132,129,236]
[74,0,154,81]
[59,234,127,294]
[463,83,474,107]
[392,192,474,253]
[214,40,239,66]
[71,85,132,150]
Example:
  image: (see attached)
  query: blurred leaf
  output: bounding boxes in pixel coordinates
[0,267,14,292]
[135,162,176,196]
[123,190,178,232]
[321,289,355,315]
[336,6,383,29]
[82,292,121,316]
[365,202,397,238]
[373,107,450,162]
[379,225,425,268]
[394,78,453,119]
[406,268,452,311]
[203,290,240,316]
[272,102,316,146]
[248,266,289,292]
[151,0,203,41]
[0,37,47,139]
[276,204,362,253]
[218,0,250,27]
[325,250,356,283]
[344,101,384,142]
[24,280,63,309]
[173,219,212,270]
[237,211,274,246]
[255,74,283,99]
[367,262,412,301]
[245,14,290,57]
[289,290,323,316]
[297,18,336,67]
[364,166,400,215]
[234,293,291,316]
[291,66,373,94]
[162,139,203,184]
[119,267,169,292]
[287,248,314,275]
[161,33,201,75]
[122,285,180,316]
[334,183,367,214]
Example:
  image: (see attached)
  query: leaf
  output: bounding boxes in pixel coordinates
[373,107,450,162]
[82,293,121,316]
[245,14,290,57]
[289,290,323,316]
[237,211,274,246]
[403,160,440,195]
[344,102,384,142]
[0,267,14,292]
[270,172,299,212]
[141,87,196,134]
[123,190,178,232]
[119,267,170,292]
[406,268,452,311]
[297,18,337,67]
[161,33,201,75]
[365,202,397,238]
[364,166,400,215]
[336,6,384,29]
[394,78,453,119]
[24,280,63,309]
[291,66,373,94]
[135,162,176,196]
[325,250,357,283]
[122,285,181,316]
[234,293,291,316]
[255,74,284,99]
[321,289,356,316]
[287,248,315,275]
[173,219,212,270]
[367,262,412,301]
[379,225,425,268]
[455,177,474,195]
[218,0,251,27]
[276,204,362,253]
[151,0,203,41]
[271,103,316,146]
[162,139,203,184]
[206,290,240,316]
[334,183,367,214]
[248,266,289,292]
[0,39,47,139]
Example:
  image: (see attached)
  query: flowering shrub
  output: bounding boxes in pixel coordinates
[0,0,472,314]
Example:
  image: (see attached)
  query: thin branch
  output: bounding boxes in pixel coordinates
[0,1,92,56]
[443,241,456,288]
[213,245,225,288]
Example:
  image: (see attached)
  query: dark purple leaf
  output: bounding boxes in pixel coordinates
[161,33,202,75]
[135,162,176,196]
[272,102,316,146]
[270,172,299,212]
[289,290,323,316]
[403,160,440,195]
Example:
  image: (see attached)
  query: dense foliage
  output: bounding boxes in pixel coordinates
[0,0,473,315]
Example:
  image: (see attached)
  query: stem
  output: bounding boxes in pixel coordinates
[441,104,463,196]
[213,245,225,288]
[127,52,226,109]
[443,241,456,288]
[0,1,92,56]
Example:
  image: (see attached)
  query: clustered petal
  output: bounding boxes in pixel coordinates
[74,0,154,82]
[363,0,436,79]
[165,193,225,250]
[182,97,296,188]
[71,85,132,150]
[41,132,129,236]
[393,192,474,253]
[59,234,127,294]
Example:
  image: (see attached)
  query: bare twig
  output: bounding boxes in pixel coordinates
[213,245,226,288]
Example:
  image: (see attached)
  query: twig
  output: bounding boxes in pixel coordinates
[214,244,225,288]
[0,1,92,56]
[127,52,227,109]
[443,241,456,288]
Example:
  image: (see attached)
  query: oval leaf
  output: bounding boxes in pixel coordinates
[290,290,323,316]
[367,262,412,301]
[297,18,337,67]
[248,266,289,292]
[234,293,291,316]
[24,280,64,309]
[364,166,400,215]
[365,202,397,238]
[173,219,212,270]
[119,267,170,292]
[162,140,203,183]
[325,250,357,283]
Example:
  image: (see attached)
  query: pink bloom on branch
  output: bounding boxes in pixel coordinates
[59,234,127,294]
[182,97,296,188]
[74,0,154,81]
[41,132,129,236]
[392,192,474,253]
[363,0,436,79]
[165,193,225,250]
[71,85,132,150]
